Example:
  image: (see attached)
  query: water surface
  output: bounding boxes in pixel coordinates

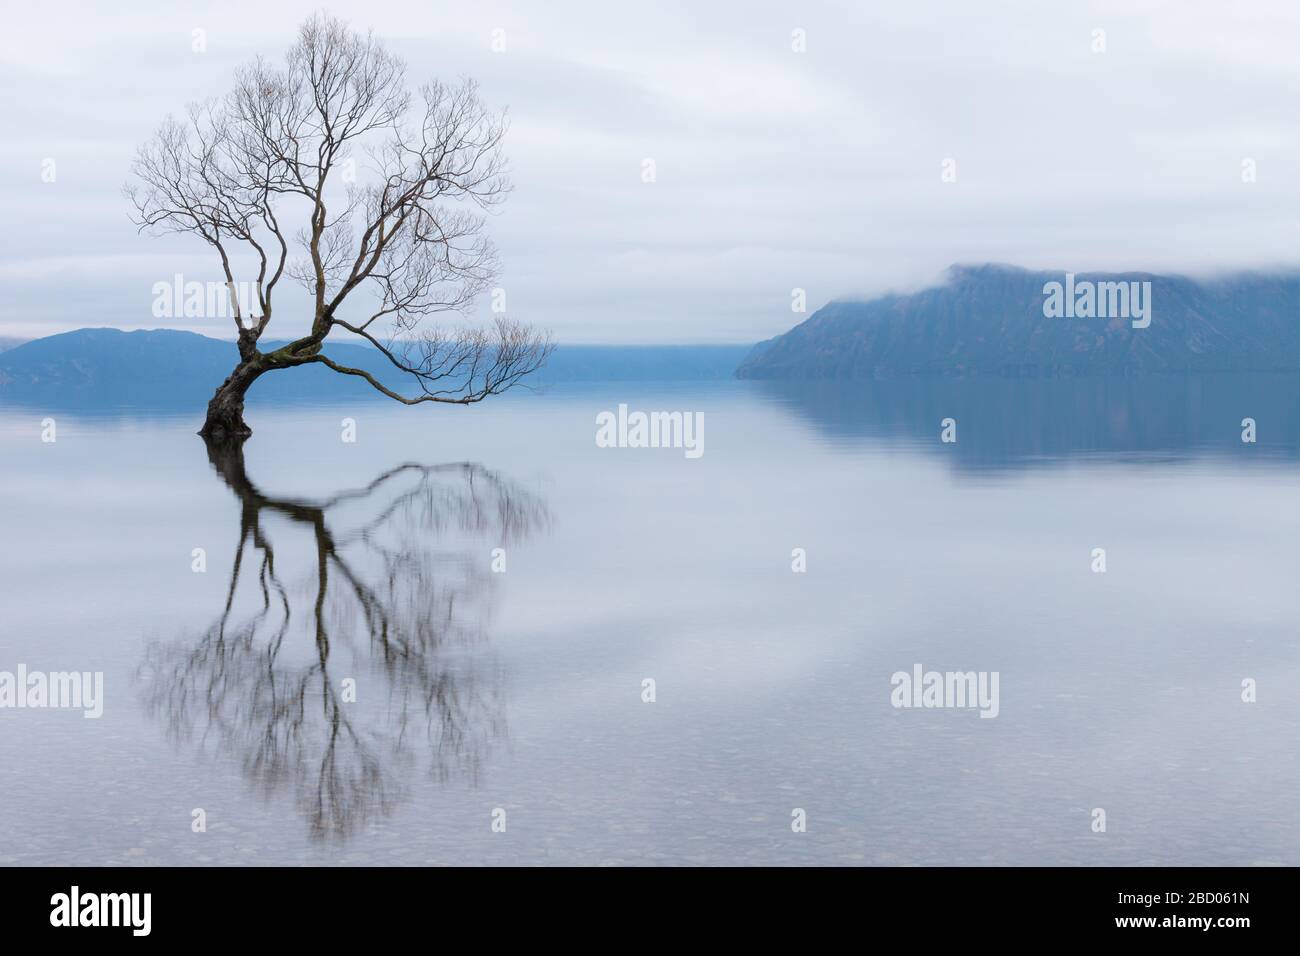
[1,376,1297,865]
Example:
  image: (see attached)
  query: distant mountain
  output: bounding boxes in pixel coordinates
[0,337,28,353]
[0,329,237,402]
[0,328,753,407]
[736,264,1300,378]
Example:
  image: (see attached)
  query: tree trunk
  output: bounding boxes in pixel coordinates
[199,359,265,441]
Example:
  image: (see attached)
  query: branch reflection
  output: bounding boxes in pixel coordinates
[142,439,549,840]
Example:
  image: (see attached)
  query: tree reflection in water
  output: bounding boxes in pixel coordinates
[142,439,549,840]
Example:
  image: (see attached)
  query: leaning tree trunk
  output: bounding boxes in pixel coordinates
[199,358,266,441]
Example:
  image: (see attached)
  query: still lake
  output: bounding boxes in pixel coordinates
[2,374,1298,865]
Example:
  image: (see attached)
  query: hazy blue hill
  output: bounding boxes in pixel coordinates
[0,329,226,398]
[0,328,377,404]
[0,328,753,408]
[736,264,1300,378]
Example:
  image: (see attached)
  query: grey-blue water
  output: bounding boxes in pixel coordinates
[2,375,1298,865]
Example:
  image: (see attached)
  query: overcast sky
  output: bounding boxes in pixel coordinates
[3,0,1300,344]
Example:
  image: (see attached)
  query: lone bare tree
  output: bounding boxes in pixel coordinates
[126,14,551,440]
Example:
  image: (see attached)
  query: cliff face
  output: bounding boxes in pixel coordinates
[736,265,1300,378]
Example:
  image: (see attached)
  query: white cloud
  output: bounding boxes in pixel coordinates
[3,0,1300,343]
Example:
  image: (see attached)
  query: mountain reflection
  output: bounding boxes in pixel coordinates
[751,372,1300,471]
[141,439,549,840]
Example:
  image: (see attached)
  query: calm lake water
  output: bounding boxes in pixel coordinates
[2,375,1299,865]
